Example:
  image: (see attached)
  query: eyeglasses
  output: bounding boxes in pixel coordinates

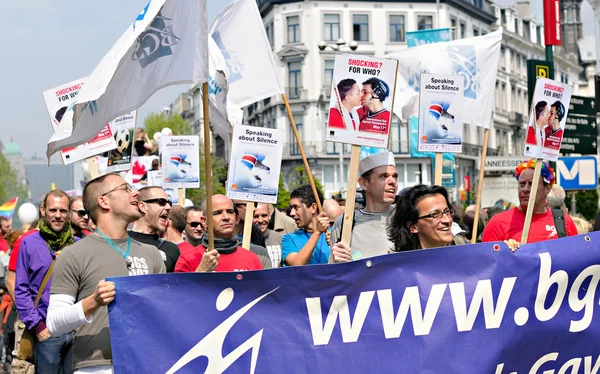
[417,208,455,221]
[73,210,88,218]
[142,198,173,207]
[101,183,134,197]
[187,221,203,228]
[234,203,246,209]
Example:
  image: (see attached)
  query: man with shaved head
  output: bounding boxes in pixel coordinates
[175,194,263,272]
[129,186,180,272]
[164,205,186,245]
[253,203,284,268]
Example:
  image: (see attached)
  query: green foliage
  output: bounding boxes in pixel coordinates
[144,112,191,136]
[0,152,29,225]
[276,174,290,210]
[287,166,325,198]
[566,189,599,221]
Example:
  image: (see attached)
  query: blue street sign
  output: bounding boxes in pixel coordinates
[556,156,598,190]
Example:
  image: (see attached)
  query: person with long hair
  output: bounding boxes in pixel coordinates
[388,185,466,252]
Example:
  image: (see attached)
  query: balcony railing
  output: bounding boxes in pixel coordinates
[283,141,409,158]
[463,142,483,157]
[285,86,307,100]
[509,112,524,124]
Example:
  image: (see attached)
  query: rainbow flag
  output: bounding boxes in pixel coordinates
[0,197,18,219]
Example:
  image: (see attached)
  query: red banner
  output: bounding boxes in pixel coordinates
[543,0,562,46]
[464,176,471,192]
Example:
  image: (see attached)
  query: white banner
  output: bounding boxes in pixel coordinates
[418,73,464,153]
[47,0,209,159]
[387,30,502,129]
[161,136,200,188]
[227,125,284,204]
[42,78,116,164]
[107,111,137,173]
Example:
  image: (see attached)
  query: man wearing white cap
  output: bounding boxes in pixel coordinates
[329,151,398,262]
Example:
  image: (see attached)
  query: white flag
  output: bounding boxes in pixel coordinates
[210,0,283,114]
[387,29,502,128]
[206,36,234,141]
[47,0,209,159]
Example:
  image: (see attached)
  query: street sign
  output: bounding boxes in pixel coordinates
[527,60,554,107]
[556,156,598,190]
[569,95,596,116]
[482,156,525,172]
[564,115,597,136]
[560,134,598,155]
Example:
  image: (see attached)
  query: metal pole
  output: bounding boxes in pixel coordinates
[546,46,554,79]
[571,191,577,215]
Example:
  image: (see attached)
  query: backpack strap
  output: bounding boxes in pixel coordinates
[156,238,166,250]
[551,208,567,238]
[35,261,55,308]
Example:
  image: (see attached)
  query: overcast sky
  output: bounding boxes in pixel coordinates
[0,0,596,160]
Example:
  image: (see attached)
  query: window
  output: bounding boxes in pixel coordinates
[451,17,458,40]
[287,15,300,43]
[460,21,466,39]
[514,18,518,34]
[288,61,302,99]
[265,21,274,47]
[501,9,507,25]
[473,27,479,37]
[353,14,369,41]
[323,14,340,42]
[389,15,406,42]
[536,26,542,44]
[289,119,302,156]
[324,59,334,95]
[500,47,506,69]
[417,15,433,30]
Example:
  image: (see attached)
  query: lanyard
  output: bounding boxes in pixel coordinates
[95,229,132,269]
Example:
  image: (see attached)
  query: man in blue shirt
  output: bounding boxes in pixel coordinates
[282,185,330,266]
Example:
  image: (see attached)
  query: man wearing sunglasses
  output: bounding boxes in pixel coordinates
[129,187,181,273]
[47,174,165,373]
[69,197,90,239]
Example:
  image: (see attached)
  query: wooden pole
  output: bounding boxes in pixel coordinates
[177,189,185,207]
[387,61,400,149]
[241,202,254,250]
[434,152,443,185]
[202,82,214,252]
[470,129,489,244]
[520,160,543,244]
[86,157,99,179]
[340,145,361,245]
[282,93,323,212]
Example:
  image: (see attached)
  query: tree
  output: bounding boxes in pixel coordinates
[276,174,290,210]
[0,152,29,226]
[287,166,325,198]
[144,112,191,136]
[566,189,599,221]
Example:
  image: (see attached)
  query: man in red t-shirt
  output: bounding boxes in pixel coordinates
[482,159,577,247]
[357,77,391,134]
[175,195,263,273]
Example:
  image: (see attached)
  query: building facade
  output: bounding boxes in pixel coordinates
[166,0,585,202]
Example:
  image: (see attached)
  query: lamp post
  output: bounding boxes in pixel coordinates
[317,39,358,194]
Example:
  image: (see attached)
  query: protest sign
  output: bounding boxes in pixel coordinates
[523,78,572,161]
[227,125,284,204]
[109,232,600,374]
[42,77,116,165]
[161,136,200,188]
[418,73,464,153]
[106,111,137,173]
[326,54,398,148]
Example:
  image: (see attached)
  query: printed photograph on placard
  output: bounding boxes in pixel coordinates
[524,78,573,161]
[418,73,464,153]
[42,77,116,165]
[326,54,398,148]
[227,125,284,204]
[107,112,137,173]
[161,136,200,188]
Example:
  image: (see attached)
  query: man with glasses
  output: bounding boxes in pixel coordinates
[330,152,398,263]
[69,197,89,239]
[15,189,75,372]
[47,174,165,373]
[388,185,466,252]
[129,187,180,273]
[183,206,205,250]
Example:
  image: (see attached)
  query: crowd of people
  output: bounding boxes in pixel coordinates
[0,153,596,373]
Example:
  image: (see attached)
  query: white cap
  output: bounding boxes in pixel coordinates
[451,222,466,236]
[359,151,396,176]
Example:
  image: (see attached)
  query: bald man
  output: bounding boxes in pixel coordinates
[175,195,263,272]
